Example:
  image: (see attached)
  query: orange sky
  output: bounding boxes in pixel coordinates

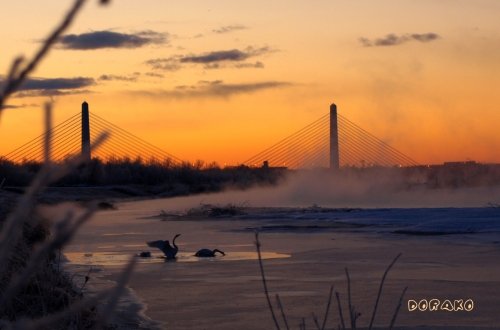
[1,0,500,165]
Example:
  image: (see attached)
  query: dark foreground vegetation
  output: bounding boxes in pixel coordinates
[0,1,140,327]
[0,196,98,329]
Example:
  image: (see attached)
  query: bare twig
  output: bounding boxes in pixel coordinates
[0,165,47,264]
[57,248,62,272]
[20,289,112,329]
[335,291,346,330]
[0,112,107,315]
[79,267,93,294]
[5,57,24,85]
[0,0,121,328]
[368,253,402,330]
[312,312,321,330]
[0,0,88,112]
[254,232,281,330]
[34,277,47,315]
[91,257,137,329]
[321,285,334,330]
[345,268,356,329]
[0,206,96,310]
[275,294,290,330]
[389,286,408,330]
[43,102,53,164]
[0,132,108,270]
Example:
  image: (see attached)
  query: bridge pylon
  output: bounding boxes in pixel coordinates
[329,103,340,170]
[81,101,91,161]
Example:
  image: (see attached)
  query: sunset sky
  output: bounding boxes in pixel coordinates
[1,0,500,165]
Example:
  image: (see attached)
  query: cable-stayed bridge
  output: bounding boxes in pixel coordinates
[245,104,418,168]
[2,102,182,165]
[1,102,418,169]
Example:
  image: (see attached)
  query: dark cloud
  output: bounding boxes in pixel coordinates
[203,61,265,70]
[14,89,92,98]
[0,103,37,110]
[140,80,291,99]
[410,33,440,42]
[145,72,165,78]
[19,77,95,91]
[203,63,221,70]
[360,33,440,47]
[59,30,167,50]
[234,61,264,69]
[1,105,19,110]
[146,46,272,71]
[180,47,270,64]
[98,74,138,82]
[200,81,289,97]
[0,76,95,98]
[212,25,247,34]
[145,57,183,71]
[181,49,248,63]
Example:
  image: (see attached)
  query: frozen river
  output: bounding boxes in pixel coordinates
[58,195,500,330]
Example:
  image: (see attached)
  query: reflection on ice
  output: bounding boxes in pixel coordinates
[65,251,290,267]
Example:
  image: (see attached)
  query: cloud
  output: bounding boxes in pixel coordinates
[0,103,38,110]
[146,46,272,71]
[145,56,183,71]
[145,72,165,78]
[139,80,291,99]
[98,74,138,82]
[1,105,20,110]
[234,61,264,69]
[58,30,167,50]
[410,33,440,42]
[0,76,95,98]
[14,90,92,98]
[212,25,247,34]
[18,77,95,91]
[203,61,265,70]
[360,33,440,47]
[181,49,248,63]
[180,47,270,64]
[197,81,289,97]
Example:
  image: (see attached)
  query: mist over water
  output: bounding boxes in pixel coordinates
[156,169,500,210]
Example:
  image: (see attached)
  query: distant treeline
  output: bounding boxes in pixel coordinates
[2,158,500,196]
[0,158,285,195]
[346,162,500,189]
[411,162,500,189]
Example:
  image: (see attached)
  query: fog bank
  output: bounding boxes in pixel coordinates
[151,169,500,211]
